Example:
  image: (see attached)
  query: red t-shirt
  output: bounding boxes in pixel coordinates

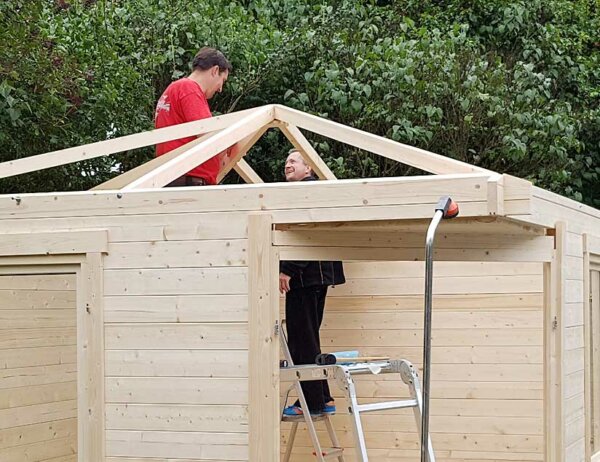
[155,78,220,184]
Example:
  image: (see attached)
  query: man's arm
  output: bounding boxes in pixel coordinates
[279,260,310,294]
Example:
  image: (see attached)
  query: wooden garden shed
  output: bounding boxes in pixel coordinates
[0,104,599,462]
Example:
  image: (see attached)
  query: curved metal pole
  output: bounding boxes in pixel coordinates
[421,210,443,462]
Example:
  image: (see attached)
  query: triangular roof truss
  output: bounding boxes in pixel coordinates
[0,104,496,191]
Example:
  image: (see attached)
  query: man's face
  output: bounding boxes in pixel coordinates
[206,66,228,99]
[284,151,312,182]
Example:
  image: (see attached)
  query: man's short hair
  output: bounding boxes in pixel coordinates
[287,148,315,175]
[192,47,233,73]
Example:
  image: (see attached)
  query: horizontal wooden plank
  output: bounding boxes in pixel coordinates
[104,295,248,323]
[564,393,585,421]
[0,417,76,449]
[274,230,553,252]
[564,301,584,328]
[0,174,490,220]
[0,363,77,389]
[564,370,584,400]
[276,215,544,236]
[106,430,247,461]
[508,187,600,232]
[39,454,77,462]
[106,377,247,405]
[283,430,543,453]
[105,324,248,350]
[0,211,249,243]
[105,404,248,432]
[0,289,76,310]
[564,326,584,351]
[322,362,542,383]
[0,381,76,410]
[321,310,541,330]
[342,261,542,278]
[106,459,241,462]
[321,328,542,347]
[0,399,77,429]
[282,413,542,436]
[0,274,75,291]
[0,434,77,461]
[104,268,247,296]
[287,448,542,462]
[278,245,553,262]
[0,345,75,369]
[328,275,542,296]
[105,350,248,378]
[0,327,76,350]
[324,345,542,365]
[323,293,543,311]
[105,240,247,269]
[0,309,75,329]
[323,378,543,400]
[0,230,107,255]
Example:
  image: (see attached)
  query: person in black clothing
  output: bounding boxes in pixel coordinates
[280,149,346,416]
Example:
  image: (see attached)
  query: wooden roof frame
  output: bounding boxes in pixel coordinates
[0,104,599,462]
[0,104,493,190]
[0,103,598,234]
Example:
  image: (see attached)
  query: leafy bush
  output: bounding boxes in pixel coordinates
[0,0,597,207]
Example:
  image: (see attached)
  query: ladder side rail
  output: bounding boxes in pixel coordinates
[335,368,370,462]
[401,361,436,462]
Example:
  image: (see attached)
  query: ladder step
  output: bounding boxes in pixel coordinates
[356,399,418,413]
[281,413,329,422]
[312,447,344,459]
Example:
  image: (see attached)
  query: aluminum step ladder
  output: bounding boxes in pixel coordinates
[280,332,436,462]
[280,330,345,462]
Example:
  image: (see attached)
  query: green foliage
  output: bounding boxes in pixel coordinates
[0,0,598,207]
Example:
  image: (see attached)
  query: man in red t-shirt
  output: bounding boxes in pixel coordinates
[155,47,233,186]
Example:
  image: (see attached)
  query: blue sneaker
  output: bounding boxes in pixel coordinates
[283,405,323,417]
[323,402,336,414]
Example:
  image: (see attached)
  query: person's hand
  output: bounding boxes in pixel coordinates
[279,272,291,294]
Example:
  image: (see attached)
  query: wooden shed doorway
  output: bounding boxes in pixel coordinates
[0,230,107,462]
[248,213,556,461]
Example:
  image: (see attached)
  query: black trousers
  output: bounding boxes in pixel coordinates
[285,285,332,412]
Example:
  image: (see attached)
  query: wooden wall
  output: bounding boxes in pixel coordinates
[0,273,78,461]
[281,261,544,462]
[101,211,250,462]
[0,205,254,461]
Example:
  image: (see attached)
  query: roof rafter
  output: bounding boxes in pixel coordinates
[0,106,261,179]
[121,105,275,189]
[273,104,494,176]
[92,132,216,190]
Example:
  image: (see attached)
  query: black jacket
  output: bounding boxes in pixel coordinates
[280,259,346,290]
[279,176,346,290]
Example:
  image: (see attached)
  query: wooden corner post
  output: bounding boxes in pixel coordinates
[77,251,105,461]
[545,221,565,462]
[248,213,280,461]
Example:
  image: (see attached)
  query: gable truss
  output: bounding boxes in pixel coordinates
[0,104,494,190]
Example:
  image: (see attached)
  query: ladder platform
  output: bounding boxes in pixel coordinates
[282,413,332,422]
[280,360,401,382]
